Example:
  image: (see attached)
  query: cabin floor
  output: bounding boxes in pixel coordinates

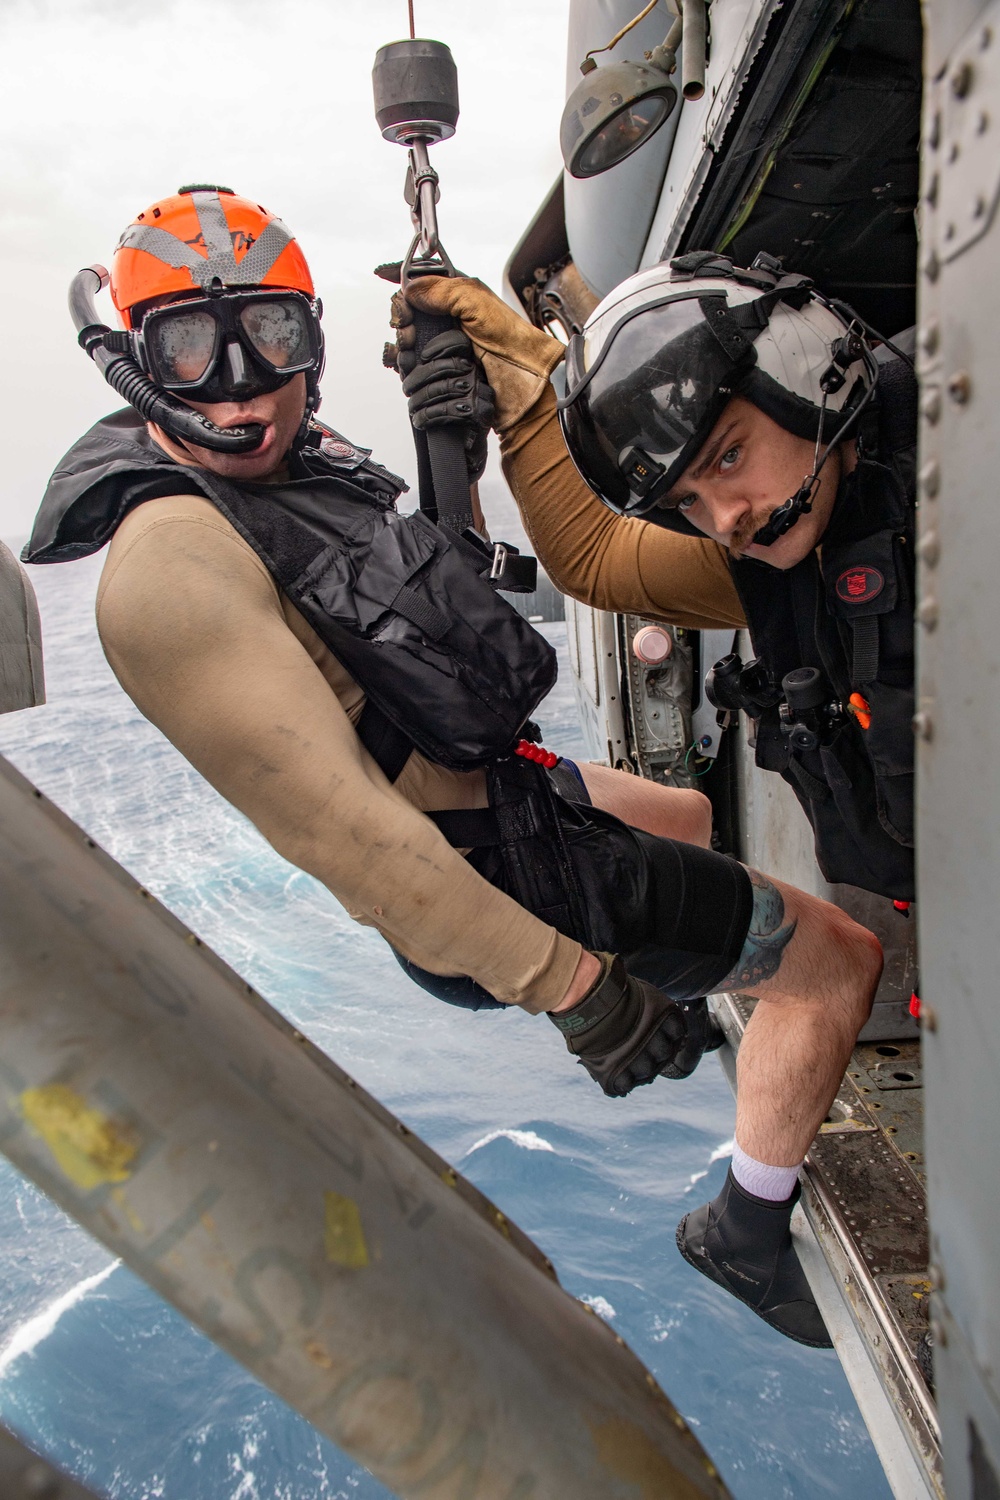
[713,993,941,1499]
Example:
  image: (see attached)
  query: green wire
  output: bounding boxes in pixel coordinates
[717,0,859,253]
[683,743,714,777]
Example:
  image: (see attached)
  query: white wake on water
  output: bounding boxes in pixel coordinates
[464,1128,555,1156]
[0,1259,120,1380]
[686,1136,735,1191]
[579,1294,617,1320]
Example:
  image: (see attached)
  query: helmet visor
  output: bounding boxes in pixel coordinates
[559,293,754,516]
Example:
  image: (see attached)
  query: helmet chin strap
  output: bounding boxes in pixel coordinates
[751,327,880,549]
[752,383,829,548]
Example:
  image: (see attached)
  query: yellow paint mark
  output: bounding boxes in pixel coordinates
[589,1416,712,1500]
[111,1187,146,1234]
[20,1085,138,1191]
[305,1339,334,1370]
[324,1192,369,1269]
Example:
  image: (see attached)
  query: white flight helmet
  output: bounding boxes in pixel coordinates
[557,252,874,531]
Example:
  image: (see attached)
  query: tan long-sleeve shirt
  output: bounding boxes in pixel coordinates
[96,494,582,1012]
[500,384,747,631]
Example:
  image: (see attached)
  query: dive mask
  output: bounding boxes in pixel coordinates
[133,288,323,403]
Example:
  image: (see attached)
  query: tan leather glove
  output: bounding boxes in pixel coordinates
[391,276,564,433]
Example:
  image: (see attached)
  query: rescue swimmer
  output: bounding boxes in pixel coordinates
[27,188,883,1348]
[395,253,918,904]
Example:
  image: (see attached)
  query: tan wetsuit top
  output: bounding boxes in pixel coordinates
[500,384,747,631]
[96,494,581,1012]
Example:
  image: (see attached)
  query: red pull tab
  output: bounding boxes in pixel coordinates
[848,692,872,730]
[515,739,560,770]
[893,900,911,916]
[909,990,921,1020]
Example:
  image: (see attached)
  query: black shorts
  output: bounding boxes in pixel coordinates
[395,761,754,1012]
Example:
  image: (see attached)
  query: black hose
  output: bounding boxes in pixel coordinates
[68,267,265,454]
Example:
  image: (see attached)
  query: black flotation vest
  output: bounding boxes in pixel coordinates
[28,409,753,1006]
[727,354,918,900]
[24,410,645,989]
[26,409,556,776]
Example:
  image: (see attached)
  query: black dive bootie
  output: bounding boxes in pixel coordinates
[662,997,726,1079]
[676,1167,833,1348]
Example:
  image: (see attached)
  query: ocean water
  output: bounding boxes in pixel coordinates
[0,544,893,1500]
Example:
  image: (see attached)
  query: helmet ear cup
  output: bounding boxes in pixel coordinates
[747,296,871,431]
[739,366,868,445]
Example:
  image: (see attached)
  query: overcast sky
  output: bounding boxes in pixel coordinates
[1,0,571,541]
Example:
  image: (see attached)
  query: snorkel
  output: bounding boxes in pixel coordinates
[68,266,265,454]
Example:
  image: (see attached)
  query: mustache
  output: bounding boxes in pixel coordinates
[728,505,781,557]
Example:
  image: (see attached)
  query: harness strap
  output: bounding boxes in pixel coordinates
[428,807,502,847]
[354,715,546,855]
[698,273,816,366]
[726,275,815,332]
[851,615,880,685]
[410,307,476,536]
[391,584,450,641]
[787,757,831,802]
[412,428,438,521]
[356,700,414,784]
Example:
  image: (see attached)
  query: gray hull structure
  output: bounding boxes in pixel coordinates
[0,707,727,1494]
[506,0,1000,1495]
[918,6,1000,1498]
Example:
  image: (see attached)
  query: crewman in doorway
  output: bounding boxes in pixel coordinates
[28,190,882,1347]
[395,255,918,907]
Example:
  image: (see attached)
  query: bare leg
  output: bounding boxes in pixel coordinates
[676,872,881,1348]
[578,762,714,847]
[723,872,882,1164]
[556,777,881,1171]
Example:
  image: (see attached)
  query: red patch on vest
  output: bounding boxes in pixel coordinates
[836,566,884,604]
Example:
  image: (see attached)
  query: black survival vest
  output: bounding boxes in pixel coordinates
[727,354,918,900]
[29,409,754,1003]
[26,409,611,964]
[27,409,557,774]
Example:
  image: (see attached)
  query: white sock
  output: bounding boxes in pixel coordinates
[731,1141,802,1202]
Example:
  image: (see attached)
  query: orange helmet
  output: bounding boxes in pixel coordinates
[111,184,315,329]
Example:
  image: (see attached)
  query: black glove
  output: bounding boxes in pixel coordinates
[666,996,726,1080]
[549,953,690,1097]
[396,328,496,483]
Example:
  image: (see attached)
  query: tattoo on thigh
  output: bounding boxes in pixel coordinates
[722,869,798,991]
